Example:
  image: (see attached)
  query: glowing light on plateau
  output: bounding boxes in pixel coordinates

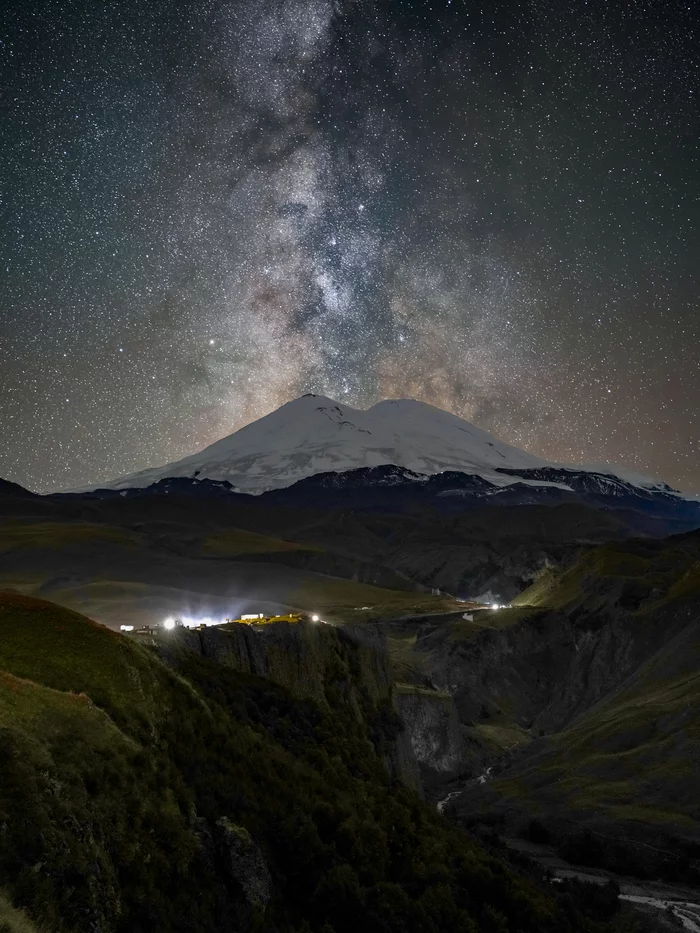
[120,625,134,632]
[176,615,231,628]
[159,611,326,629]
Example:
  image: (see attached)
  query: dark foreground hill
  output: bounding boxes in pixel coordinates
[0,591,618,933]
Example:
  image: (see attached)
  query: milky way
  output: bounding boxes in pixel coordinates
[1,1,699,491]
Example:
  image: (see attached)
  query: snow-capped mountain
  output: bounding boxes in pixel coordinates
[68,394,700,534]
[85,394,681,499]
[90,395,559,495]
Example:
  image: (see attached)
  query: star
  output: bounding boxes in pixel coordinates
[0,0,697,493]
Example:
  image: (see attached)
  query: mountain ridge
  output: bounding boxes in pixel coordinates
[55,462,700,541]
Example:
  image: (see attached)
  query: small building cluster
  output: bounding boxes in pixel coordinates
[120,611,326,636]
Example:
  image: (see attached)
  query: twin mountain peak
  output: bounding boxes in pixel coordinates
[85,394,672,498]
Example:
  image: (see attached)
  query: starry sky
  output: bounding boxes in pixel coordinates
[1,0,699,493]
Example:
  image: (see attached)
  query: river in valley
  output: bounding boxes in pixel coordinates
[437,784,700,931]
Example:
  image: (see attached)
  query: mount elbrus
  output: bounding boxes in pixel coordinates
[77,394,699,535]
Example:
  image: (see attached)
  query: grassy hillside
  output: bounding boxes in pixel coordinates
[200,527,322,557]
[0,522,140,553]
[489,605,700,837]
[0,487,640,613]
[512,535,700,612]
[319,503,631,603]
[447,607,544,642]
[289,577,461,622]
[0,591,607,933]
[0,591,186,736]
[0,892,42,933]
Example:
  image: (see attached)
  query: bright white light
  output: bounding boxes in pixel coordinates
[491,603,499,611]
[120,625,134,632]
[311,614,319,622]
[165,614,233,629]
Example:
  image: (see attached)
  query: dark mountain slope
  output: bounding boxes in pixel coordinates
[0,478,37,498]
[62,464,700,536]
[0,513,459,629]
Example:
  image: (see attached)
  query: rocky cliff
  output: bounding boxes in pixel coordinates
[416,586,700,736]
[393,684,466,778]
[153,620,423,792]
[417,535,700,877]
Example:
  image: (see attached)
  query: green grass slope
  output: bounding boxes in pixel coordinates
[199,526,322,557]
[0,892,43,933]
[491,612,700,837]
[513,534,700,612]
[0,591,604,933]
[0,522,140,553]
[288,576,461,622]
[0,591,188,737]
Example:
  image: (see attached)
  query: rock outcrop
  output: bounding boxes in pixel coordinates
[214,818,272,909]
[156,620,390,703]
[393,685,466,777]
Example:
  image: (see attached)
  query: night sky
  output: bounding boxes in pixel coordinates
[1,1,699,493]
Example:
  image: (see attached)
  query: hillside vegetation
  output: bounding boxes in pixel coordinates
[512,535,700,612]
[0,591,611,933]
[200,526,321,557]
[0,481,643,625]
